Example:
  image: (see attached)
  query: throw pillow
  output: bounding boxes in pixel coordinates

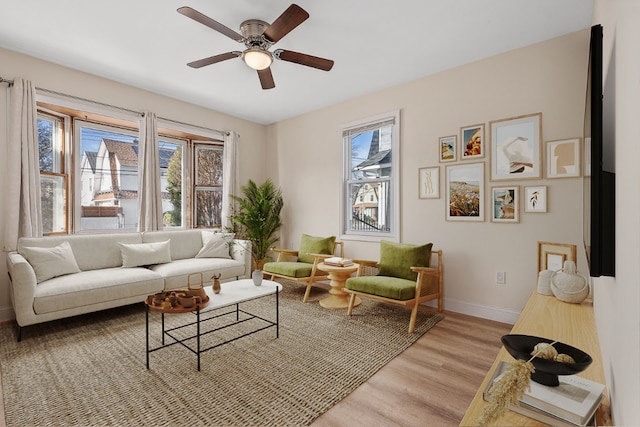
[378,240,433,282]
[120,240,171,268]
[21,241,81,283]
[298,234,336,264]
[196,233,232,259]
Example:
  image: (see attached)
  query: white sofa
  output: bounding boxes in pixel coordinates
[6,229,252,340]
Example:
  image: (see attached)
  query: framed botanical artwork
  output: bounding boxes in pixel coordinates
[489,113,542,180]
[439,135,457,162]
[546,137,581,179]
[418,166,440,199]
[460,124,484,160]
[524,185,547,213]
[538,241,577,272]
[491,186,519,223]
[445,162,484,221]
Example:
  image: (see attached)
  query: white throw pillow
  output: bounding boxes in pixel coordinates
[21,241,81,283]
[196,233,232,259]
[120,240,171,268]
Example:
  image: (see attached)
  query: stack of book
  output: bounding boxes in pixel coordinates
[483,361,605,427]
[323,257,354,267]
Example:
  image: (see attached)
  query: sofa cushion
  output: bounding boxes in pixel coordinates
[33,267,164,314]
[263,262,321,278]
[196,233,233,259]
[298,234,335,264]
[20,241,81,283]
[120,240,172,268]
[18,233,143,271]
[142,230,203,260]
[149,258,245,290]
[345,276,416,300]
[378,241,433,282]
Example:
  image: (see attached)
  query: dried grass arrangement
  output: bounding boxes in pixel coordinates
[477,341,559,425]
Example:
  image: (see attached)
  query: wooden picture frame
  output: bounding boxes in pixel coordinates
[546,137,581,178]
[489,113,542,181]
[418,166,440,199]
[491,186,519,223]
[460,124,484,160]
[524,185,547,213]
[439,135,457,162]
[445,162,484,221]
[538,241,577,272]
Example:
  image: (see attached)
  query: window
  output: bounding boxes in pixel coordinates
[194,144,224,227]
[37,112,68,234]
[159,137,186,228]
[75,120,140,231]
[35,97,226,234]
[342,110,400,240]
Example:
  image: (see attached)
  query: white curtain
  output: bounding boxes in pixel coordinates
[4,78,42,251]
[221,131,239,230]
[138,111,163,231]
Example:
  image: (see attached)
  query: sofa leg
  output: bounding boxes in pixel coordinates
[16,324,22,342]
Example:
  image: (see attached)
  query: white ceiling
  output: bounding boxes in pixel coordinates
[0,1,592,125]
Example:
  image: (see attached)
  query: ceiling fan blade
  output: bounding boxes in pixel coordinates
[263,4,309,43]
[258,68,275,90]
[274,49,334,71]
[187,51,241,68]
[178,6,243,42]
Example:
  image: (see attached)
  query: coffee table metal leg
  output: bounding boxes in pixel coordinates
[197,306,201,371]
[276,288,279,338]
[161,313,165,345]
[146,305,150,369]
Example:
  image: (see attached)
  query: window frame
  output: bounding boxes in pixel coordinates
[340,110,400,242]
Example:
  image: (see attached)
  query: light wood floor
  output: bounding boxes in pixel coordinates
[0,309,510,427]
[312,309,512,427]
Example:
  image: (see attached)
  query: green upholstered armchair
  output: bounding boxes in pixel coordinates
[263,234,344,302]
[344,241,443,333]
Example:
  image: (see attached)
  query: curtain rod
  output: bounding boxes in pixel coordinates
[0,76,229,136]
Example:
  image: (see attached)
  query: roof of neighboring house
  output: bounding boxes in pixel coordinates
[83,151,97,173]
[355,149,391,170]
[103,139,138,167]
[100,138,175,169]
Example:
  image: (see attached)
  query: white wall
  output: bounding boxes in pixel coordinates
[591,1,640,425]
[267,30,590,324]
[0,47,269,320]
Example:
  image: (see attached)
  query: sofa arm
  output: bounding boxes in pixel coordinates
[231,239,252,279]
[6,251,38,325]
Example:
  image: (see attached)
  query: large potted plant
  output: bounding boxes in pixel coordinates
[230,179,284,271]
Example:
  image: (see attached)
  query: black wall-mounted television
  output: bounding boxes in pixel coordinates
[583,24,615,277]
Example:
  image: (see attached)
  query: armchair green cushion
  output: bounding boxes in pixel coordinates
[297,234,336,264]
[345,276,416,300]
[263,262,316,278]
[378,240,433,281]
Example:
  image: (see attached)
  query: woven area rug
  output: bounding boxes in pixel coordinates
[0,279,443,427]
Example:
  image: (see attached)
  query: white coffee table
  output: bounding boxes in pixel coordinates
[146,279,282,371]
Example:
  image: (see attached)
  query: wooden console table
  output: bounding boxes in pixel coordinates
[460,292,612,426]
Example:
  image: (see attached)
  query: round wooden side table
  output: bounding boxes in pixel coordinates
[317,262,361,309]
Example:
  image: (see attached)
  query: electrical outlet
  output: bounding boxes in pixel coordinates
[496,271,506,284]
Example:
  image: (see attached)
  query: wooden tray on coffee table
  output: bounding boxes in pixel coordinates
[146,290,210,314]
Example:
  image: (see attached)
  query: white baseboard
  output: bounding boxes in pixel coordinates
[424,297,519,325]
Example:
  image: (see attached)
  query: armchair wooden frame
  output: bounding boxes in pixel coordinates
[264,241,344,302]
[345,249,443,333]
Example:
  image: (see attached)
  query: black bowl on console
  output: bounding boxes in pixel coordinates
[501,334,592,386]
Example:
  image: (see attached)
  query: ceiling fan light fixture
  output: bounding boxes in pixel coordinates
[242,48,273,70]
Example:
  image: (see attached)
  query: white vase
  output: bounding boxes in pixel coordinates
[252,269,263,286]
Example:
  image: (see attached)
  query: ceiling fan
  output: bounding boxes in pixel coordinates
[178,4,334,90]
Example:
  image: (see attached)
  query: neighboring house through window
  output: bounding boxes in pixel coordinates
[36,98,225,234]
[341,110,400,241]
